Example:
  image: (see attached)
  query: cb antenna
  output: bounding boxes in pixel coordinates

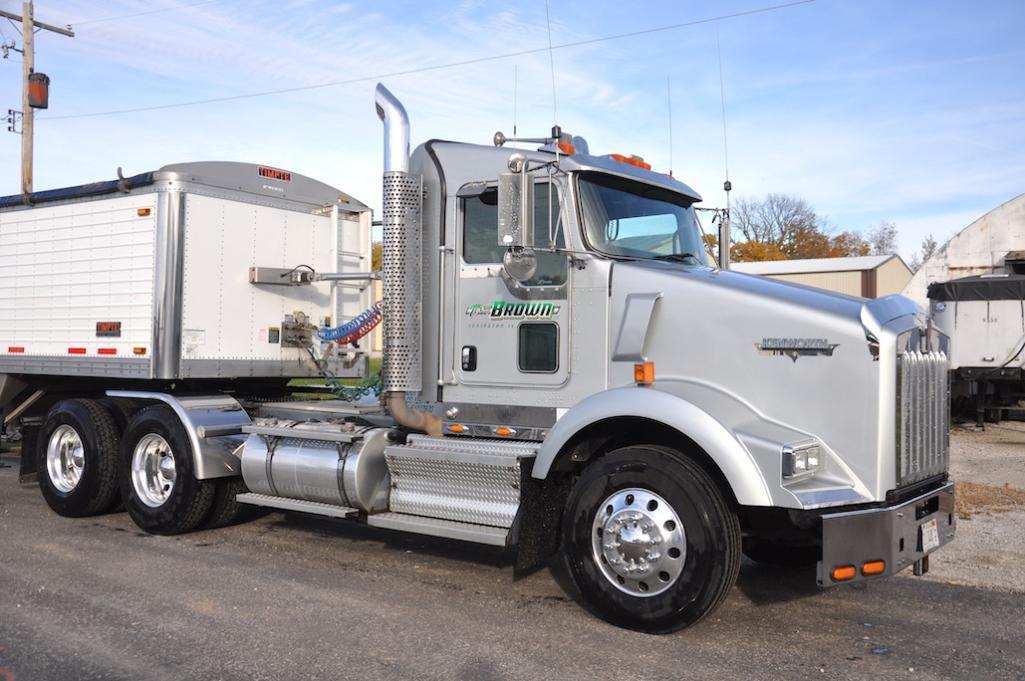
[666,76,674,177]
[716,30,732,270]
[544,0,559,129]
[513,64,518,137]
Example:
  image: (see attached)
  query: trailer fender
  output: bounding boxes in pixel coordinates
[532,387,774,507]
[106,391,250,480]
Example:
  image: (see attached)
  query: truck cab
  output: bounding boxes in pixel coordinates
[2,84,955,634]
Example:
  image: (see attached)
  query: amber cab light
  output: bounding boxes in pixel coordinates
[634,361,655,385]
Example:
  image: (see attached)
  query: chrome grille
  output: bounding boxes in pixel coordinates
[897,349,950,485]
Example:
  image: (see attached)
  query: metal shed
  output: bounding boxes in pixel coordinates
[730,254,913,298]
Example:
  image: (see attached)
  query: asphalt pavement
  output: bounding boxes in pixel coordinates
[1,452,1022,681]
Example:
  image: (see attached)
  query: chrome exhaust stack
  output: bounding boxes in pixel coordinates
[374,83,441,436]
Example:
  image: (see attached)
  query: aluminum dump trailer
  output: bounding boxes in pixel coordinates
[929,273,1025,423]
[0,161,372,386]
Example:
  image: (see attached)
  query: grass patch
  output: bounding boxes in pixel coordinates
[289,356,382,388]
[955,481,1025,519]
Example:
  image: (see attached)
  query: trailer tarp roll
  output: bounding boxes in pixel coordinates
[0,171,155,209]
[928,274,1025,302]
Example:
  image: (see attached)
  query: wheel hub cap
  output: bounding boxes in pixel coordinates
[45,425,85,493]
[131,433,176,508]
[592,488,686,597]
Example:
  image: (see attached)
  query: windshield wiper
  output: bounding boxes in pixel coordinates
[652,252,703,264]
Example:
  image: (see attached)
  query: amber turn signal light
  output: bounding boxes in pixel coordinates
[831,565,857,582]
[861,560,886,576]
[137,207,152,216]
[634,361,655,385]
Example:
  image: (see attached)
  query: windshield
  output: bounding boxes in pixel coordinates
[578,172,706,263]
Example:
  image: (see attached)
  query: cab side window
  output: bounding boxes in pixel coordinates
[461,183,567,286]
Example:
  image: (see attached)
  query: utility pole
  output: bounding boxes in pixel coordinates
[0,2,74,196]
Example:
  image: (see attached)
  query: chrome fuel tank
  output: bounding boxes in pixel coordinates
[240,425,392,512]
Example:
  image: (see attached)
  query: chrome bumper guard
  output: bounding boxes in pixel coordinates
[817,481,955,586]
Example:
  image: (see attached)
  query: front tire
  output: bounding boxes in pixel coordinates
[562,445,741,633]
[120,405,215,535]
[37,399,121,517]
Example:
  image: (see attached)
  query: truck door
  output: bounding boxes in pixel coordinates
[449,180,569,391]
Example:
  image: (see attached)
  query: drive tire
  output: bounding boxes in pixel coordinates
[37,399,121,518]
[204,477,259,529]
[120,405,215,535]
[562,445,741,633]
[97,397,135,435]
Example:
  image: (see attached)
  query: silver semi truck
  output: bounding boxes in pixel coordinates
[0,84,954,633]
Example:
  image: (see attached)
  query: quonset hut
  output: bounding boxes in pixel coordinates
[903,193,1025,309]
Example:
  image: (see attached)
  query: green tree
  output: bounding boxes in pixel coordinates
[372,241,382,271]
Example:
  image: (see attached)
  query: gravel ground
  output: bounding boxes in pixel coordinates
[915,422,1025,592]
[2,453,1024,681]
[0,425,1023,680]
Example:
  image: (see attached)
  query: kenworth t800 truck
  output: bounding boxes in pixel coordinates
[0,84,953,633]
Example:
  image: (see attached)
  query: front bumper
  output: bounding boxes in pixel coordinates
[817,481,955,586]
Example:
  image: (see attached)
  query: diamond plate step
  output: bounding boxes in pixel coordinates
[236,493,359,519]
[367,512,509,546]
[387,434,538,466]
[384,435,537,528]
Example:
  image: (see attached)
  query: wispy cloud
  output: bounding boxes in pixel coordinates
[0,0,1020,266]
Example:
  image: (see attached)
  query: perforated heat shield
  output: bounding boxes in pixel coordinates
[381,171,422,392]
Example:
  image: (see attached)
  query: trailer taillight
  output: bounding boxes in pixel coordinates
[133,347,147,355]
[7,346,24,353]
[137,208,152,217]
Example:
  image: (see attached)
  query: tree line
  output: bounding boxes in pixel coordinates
[706,193,937,269]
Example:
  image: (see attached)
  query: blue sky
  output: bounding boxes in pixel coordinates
[0,0,1022,261]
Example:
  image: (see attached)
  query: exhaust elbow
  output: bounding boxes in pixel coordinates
[386,393,442,437]
[375,83,410,174]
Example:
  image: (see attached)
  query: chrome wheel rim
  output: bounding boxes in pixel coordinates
[45,425,85,493]
[131,433,176,508]
[592,488,687,597]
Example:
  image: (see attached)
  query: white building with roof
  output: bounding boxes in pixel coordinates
[730,254,913,299]
[902,193,1025,309]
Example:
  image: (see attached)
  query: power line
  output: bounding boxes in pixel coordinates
[40,0,815,122]
[70,0,225,28]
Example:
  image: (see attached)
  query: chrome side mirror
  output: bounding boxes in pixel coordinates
[498,153,536,282]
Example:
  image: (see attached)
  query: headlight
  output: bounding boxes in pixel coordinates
[783,444,821,479]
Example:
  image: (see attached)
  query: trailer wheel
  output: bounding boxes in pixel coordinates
[120,405,215,535]
[561,445,741,633]
[37,399,121,517]
[742,538,820,568]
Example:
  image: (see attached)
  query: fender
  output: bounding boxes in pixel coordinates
[107,391,250,480]
[532,386,774,507]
